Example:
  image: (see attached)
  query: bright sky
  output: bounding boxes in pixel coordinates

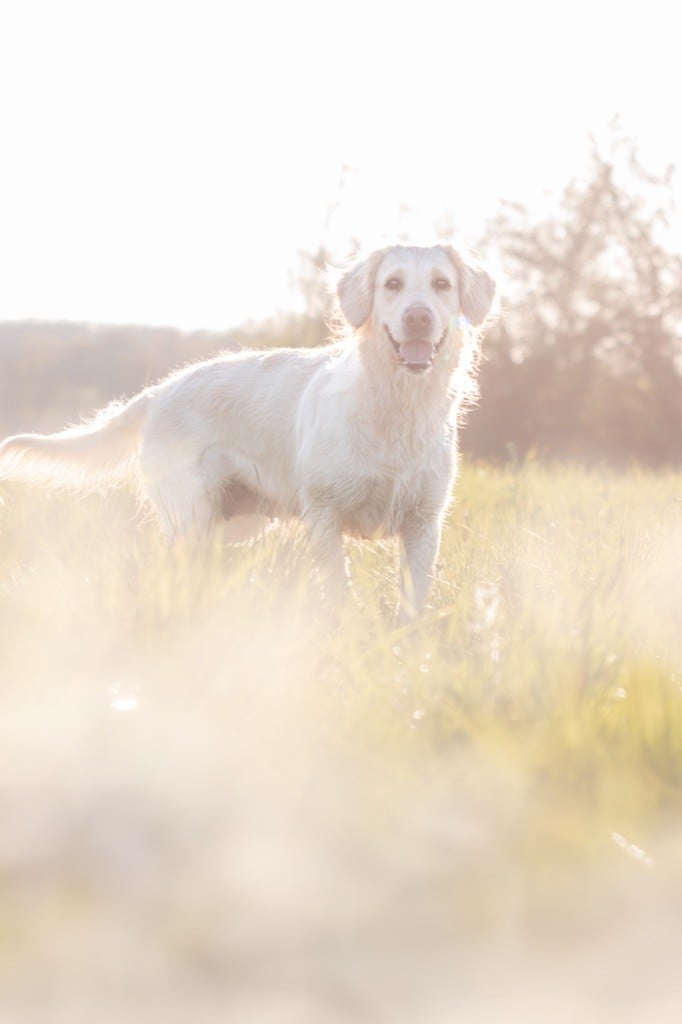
[0,0,678,329]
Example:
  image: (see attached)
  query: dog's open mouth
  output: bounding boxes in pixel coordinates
[385,326,448,374]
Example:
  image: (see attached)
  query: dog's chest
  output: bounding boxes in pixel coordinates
[338,472,415,538]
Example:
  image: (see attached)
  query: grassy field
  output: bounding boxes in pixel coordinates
[1,461,682,1023]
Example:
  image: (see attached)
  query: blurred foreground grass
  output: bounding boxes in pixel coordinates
[1,462,682,1023]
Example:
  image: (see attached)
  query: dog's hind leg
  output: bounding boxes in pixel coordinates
[145,472,216,542]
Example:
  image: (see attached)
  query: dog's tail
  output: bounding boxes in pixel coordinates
[0,390,152,491]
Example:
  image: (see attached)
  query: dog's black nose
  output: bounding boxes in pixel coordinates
[403,304,434,337]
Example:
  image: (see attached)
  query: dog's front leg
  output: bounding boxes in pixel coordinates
[399,513,442,622]
[304,508,350,605]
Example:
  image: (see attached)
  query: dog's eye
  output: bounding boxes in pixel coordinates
[384,277,403,291]
[433,277,451,291]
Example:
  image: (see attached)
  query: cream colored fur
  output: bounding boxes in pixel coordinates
[0,245,495,618]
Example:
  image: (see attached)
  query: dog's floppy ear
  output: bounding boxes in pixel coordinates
[444,247,496,326]
[337,249,388,328]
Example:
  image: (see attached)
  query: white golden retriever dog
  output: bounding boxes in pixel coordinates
[0,245,495,618]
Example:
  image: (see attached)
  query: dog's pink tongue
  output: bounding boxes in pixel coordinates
[401,340,433,366]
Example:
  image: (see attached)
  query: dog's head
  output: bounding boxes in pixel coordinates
[337,245,495,373]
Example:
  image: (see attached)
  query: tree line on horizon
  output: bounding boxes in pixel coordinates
[1,132,680,466]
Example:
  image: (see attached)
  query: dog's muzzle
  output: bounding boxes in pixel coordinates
[385,325,448,374]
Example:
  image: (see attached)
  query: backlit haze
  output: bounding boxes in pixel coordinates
[1,0,678,329]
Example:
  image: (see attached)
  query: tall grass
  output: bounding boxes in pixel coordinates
[1,462,681,1022]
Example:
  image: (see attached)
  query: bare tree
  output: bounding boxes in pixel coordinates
[466,126,682,464]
